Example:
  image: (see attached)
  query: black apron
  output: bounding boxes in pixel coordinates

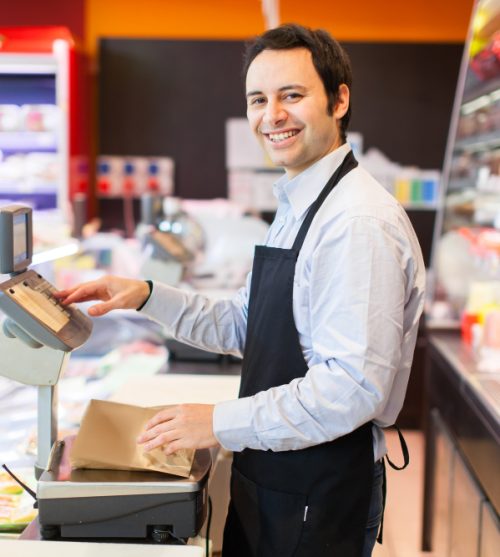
[222,150,374,557]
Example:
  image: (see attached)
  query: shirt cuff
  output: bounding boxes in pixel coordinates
[213,397,260,452]
[136,280,153,311]
[139,281,189,334]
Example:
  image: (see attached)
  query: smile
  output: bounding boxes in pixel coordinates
[266,130,300,143]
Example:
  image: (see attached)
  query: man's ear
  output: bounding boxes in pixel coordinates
[334,84,350,120]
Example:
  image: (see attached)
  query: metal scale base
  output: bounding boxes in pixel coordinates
[37,439,211,543]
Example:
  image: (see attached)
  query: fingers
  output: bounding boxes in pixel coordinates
[163,440,184,455]
[143,408,177,432]
[139,427,202,455]
[88,302,114,317]
[56,277,133,315]
[141,429,180,452]
[137,419,175,445]
[136,404,218,455]
[55,282,103,305]
[55,277,149,315]
[53,285,79,299]
[137,408,177,446]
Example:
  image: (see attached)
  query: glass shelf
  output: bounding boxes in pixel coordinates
[463,76,500,104]
[454,131,500,153]
[0,131,58,152]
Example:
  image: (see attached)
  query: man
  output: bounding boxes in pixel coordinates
[57,24,425,556]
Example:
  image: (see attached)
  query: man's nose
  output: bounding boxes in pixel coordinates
[263,101,287,126]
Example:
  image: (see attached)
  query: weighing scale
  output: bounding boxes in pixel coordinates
[0,204,210,543]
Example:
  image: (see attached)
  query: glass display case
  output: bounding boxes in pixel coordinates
[0,27,90,220]
[431,0,500,325]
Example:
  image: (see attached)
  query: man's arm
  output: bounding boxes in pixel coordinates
[57,273,251,358]
[140,280,249,358]
[56,275,251,455]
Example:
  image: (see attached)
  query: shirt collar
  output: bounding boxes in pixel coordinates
[272,143,352,220]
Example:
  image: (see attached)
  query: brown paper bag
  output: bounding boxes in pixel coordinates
[70,399,195,477]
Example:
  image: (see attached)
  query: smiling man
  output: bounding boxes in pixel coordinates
[57,24,425,557]
[245,47,349,177]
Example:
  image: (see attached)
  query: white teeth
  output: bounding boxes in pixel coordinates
[268,130,298,142]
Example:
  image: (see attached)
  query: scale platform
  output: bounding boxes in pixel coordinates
[37,438,211,543]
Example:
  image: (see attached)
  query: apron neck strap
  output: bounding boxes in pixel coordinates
[291,149,358,254]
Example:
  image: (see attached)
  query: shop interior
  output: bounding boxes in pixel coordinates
[0,0,498,556]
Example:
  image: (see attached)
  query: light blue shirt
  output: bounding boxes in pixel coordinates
[142,143,426,461]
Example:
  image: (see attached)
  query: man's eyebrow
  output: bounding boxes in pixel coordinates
[246,89,262,98]
[246,84,307,98]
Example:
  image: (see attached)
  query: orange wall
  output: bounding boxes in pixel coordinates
[86,0,475,55]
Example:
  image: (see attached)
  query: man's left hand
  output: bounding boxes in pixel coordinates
[137,404,219,455]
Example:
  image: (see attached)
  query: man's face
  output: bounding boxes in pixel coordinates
[246,48,349,179]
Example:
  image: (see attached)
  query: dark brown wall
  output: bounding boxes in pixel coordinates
[99,39,247,200]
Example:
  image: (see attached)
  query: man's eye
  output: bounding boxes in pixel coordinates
[249,97,266,106]
[285,93,302,100]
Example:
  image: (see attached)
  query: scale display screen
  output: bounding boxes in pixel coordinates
[0,205,33,274]
[13,213,28,266]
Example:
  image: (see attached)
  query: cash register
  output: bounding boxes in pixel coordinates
[0,204,211,544]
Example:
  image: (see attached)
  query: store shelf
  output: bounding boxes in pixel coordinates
[0,181,57,193]
[401,203,438,211]
[0,189,58,210]
[448,177,476,191]
[0,131,58,152]
[463,76,500,104]
[454,130,500,153]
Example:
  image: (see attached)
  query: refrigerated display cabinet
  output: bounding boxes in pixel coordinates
[423,3,500,554]
[431,0,500,322]
[0,27,90,220]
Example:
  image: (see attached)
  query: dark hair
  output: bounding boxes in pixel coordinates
[243,24,352,143]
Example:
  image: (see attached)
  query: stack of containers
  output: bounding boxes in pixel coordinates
[96,156,174,199]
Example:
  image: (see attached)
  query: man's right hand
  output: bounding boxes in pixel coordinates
[54,276,151,317]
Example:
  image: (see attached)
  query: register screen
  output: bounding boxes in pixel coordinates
[12,213,27,266]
